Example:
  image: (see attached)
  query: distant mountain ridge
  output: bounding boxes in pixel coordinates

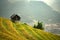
[0,1,60,23]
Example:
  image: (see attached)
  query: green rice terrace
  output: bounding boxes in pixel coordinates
[0,17,60,40]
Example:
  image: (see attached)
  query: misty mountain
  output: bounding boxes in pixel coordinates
[0,1,60,24]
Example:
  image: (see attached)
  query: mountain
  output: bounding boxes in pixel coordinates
[0,1,60,23]
[0,17,60,40]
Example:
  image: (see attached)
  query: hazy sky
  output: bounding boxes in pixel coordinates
[0,0,60,35]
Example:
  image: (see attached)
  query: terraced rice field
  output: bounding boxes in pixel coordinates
[0,17,60,40]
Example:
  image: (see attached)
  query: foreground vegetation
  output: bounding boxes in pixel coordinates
[0,17,60,40]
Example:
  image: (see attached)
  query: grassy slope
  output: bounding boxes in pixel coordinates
[0,17,60,40]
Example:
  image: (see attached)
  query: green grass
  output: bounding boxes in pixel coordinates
[0,17,60,40]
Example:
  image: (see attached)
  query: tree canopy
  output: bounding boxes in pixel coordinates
[34,21,44,30]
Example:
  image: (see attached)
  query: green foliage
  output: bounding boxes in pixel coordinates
[34,24,37,28]
[34,21,44,30]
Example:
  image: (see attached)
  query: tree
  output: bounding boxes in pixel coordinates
[34,24,37,28]
[34,21,44,30]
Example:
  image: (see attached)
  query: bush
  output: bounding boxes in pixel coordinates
[34,21,44,30]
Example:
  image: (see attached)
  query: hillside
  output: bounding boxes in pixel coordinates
[0,17,60,40]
